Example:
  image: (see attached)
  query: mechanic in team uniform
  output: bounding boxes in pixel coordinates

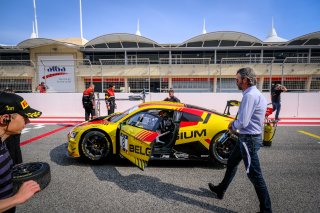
[105,84,116,115]
[0,92,41,212]
[163,89,180,102]
[82,84,95,121]
[35,82,48,93]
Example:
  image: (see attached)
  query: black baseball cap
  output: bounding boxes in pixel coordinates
[0,92,42,118]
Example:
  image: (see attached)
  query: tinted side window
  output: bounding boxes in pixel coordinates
[181,112,203,122]
[127,113,142,126]
[126,112,160,131]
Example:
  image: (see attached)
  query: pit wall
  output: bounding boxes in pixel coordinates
[19,92,320,118]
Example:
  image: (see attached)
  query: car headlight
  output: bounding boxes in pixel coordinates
[69,131,78,138]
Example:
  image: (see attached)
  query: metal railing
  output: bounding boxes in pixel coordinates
[159,58,211,64]
[221,57,275,64]
[99,58,150,65]
[0,57,320,93]
[284,57,320,64]
[0,60,35,67]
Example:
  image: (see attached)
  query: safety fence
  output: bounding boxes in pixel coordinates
[159,58,211,65]
[0,57,319,93]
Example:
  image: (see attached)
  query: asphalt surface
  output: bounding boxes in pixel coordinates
[15,125,320,213]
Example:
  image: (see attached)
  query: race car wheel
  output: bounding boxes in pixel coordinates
[12,162,51,193]
[210,132,237,165]
[81,131,112,161]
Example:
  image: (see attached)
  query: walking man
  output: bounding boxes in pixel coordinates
[208,67,272,213]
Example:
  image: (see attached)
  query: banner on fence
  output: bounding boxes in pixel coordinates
[38,55,75,92]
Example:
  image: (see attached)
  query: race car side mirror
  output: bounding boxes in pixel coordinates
[120,121,127,128]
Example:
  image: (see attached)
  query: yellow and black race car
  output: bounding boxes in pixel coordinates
[67,101,236,170]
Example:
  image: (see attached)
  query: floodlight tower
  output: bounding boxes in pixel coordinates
[202,18,207,34]
[33,0,39,38]
[30,22,37,38]
[136,19,141,36]
[80,0,83,39]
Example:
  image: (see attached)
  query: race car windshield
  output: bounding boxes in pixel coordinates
[109,106,139,123]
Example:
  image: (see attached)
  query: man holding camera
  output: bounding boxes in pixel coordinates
[271,83,287,121]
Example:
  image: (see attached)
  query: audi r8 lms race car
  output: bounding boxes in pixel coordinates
[67,101,236,170]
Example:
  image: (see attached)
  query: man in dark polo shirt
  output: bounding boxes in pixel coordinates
[0,92,41,212]
[163,89,180,102]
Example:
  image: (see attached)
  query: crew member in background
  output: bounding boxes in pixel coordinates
[105,84,116,115]
[271,83,287,121]
[164,89,180,102]
[82,84,95,121]
[35,82,48,93]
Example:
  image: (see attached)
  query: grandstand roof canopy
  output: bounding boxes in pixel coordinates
[84,33,161,48]
[264,34,287,43]
[179,31,263,47]
[0,45,20,49]
[286,31,320,46]
[7,31,320,50]
[263,21,288,43]
[17,38,81,49]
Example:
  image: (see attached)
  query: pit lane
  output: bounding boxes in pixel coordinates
[16,125,320,213]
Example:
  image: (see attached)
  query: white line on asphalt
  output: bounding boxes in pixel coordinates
[33,124,46,129]
[21,128,31,134]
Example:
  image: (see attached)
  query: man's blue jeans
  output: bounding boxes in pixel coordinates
[272,101,281,120]
[218,134,272,213]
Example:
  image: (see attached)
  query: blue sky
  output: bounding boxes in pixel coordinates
[0,0,319,45]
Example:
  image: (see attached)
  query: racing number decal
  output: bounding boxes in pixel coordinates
[120,133,128,151]
[119,130,152,171]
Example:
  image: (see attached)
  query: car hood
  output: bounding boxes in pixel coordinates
[76,116,111,127]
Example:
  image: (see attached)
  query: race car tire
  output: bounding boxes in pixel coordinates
[210,132,237,165]
[80,130,112,161]
[12,162,51,193]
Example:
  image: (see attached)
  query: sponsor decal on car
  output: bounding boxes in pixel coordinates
[177,129,206,140]
[129,145,151,156]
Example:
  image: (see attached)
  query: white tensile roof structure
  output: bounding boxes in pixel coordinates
[264,19,288,43]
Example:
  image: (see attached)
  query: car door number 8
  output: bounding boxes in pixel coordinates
[120,133,128,151]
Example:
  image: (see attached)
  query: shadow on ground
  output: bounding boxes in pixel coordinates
[50,143,233,212]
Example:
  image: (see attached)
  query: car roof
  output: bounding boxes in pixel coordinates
[138,101,224,116]
[139,101,185,108]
